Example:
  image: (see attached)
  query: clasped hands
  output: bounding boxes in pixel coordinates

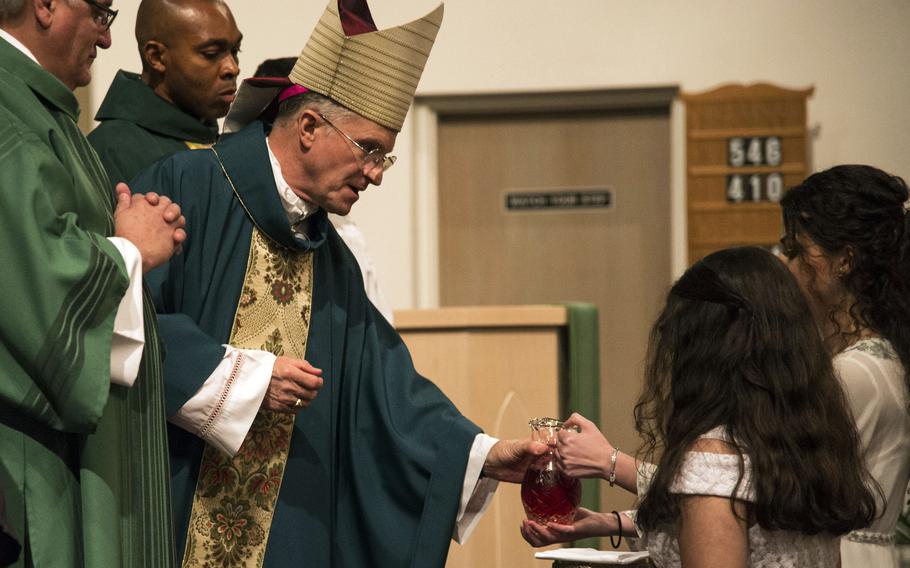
[113,183,187,272]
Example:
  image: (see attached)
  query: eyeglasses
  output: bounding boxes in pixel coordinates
[317,112,396,172]
[779,235,803,260]
[82,0,118,30]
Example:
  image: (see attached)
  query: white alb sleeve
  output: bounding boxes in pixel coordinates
[106,237,145,387]
[453,433,500,543]
[169,347,275,456]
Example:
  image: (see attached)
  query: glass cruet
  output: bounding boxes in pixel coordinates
[520,417,581,524]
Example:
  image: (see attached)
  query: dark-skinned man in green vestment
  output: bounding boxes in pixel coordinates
[0,0,187,565]
[131,0,547,566]
[88,0,242,185]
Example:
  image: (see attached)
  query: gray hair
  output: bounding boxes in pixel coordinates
[274,91,358,127]
[0,0,26,21]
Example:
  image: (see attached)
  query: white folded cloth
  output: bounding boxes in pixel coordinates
[534,548,650,564]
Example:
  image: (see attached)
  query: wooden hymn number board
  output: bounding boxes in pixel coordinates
[682,84,813,262]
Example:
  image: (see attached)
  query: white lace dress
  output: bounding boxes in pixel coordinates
[836,338,910,568]
[634,428,840,568]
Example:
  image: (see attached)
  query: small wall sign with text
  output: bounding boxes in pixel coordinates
[505,189,614,212]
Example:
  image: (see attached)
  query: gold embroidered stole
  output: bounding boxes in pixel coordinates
[182,229,314,567]
[185,141,214,150]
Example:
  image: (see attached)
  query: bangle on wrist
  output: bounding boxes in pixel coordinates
[610,510,622,549]
[608,447,619,487]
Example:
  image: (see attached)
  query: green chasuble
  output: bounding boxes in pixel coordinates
[0,39,175,567]
[132,121,482,567]
[88,70,219,185]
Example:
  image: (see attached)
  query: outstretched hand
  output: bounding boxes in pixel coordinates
[520,507,616,547]
[481,437,547,483]
[557,412,614,479]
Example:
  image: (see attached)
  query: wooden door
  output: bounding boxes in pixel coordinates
[433,93,673,565]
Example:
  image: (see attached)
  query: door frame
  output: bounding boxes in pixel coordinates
[412,86,683,307]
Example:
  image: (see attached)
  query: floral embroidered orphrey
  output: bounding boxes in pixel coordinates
[182,230,314,567]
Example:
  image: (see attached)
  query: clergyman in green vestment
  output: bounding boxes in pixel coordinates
[88,0,242,185]
[132,0,546,566]
[0,1,187,566]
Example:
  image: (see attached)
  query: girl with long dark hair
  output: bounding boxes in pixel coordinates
[779,165,910,567]
[521,246,877,567]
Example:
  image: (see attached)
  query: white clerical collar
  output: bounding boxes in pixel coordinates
[0,29,39,64]
[265,137,318,237]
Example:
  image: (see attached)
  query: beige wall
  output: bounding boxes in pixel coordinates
[89,0,910,309]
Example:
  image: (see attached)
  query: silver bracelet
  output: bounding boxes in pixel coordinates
[608,447,619,487]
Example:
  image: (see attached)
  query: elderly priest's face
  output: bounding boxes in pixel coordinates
[45,0,114,89]
[295,111,397,216]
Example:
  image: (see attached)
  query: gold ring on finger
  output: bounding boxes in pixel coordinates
[294,398,303,408]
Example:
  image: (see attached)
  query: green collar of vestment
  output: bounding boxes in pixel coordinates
[214,121,329,252]
[0,36,79,121]
[95,70,219,143]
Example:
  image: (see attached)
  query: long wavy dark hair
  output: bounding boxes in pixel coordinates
[634,246,877,534]
[780,164,910,392]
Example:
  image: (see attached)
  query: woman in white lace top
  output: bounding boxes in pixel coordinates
[521,246,877,567]
[779,165,910,567]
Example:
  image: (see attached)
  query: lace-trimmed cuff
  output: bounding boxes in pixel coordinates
[170,348,275,456]
[844,530,895,545]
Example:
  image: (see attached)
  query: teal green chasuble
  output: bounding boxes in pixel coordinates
[0,38,174,567]
[88,70,219,185]
[133,121,482,567]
